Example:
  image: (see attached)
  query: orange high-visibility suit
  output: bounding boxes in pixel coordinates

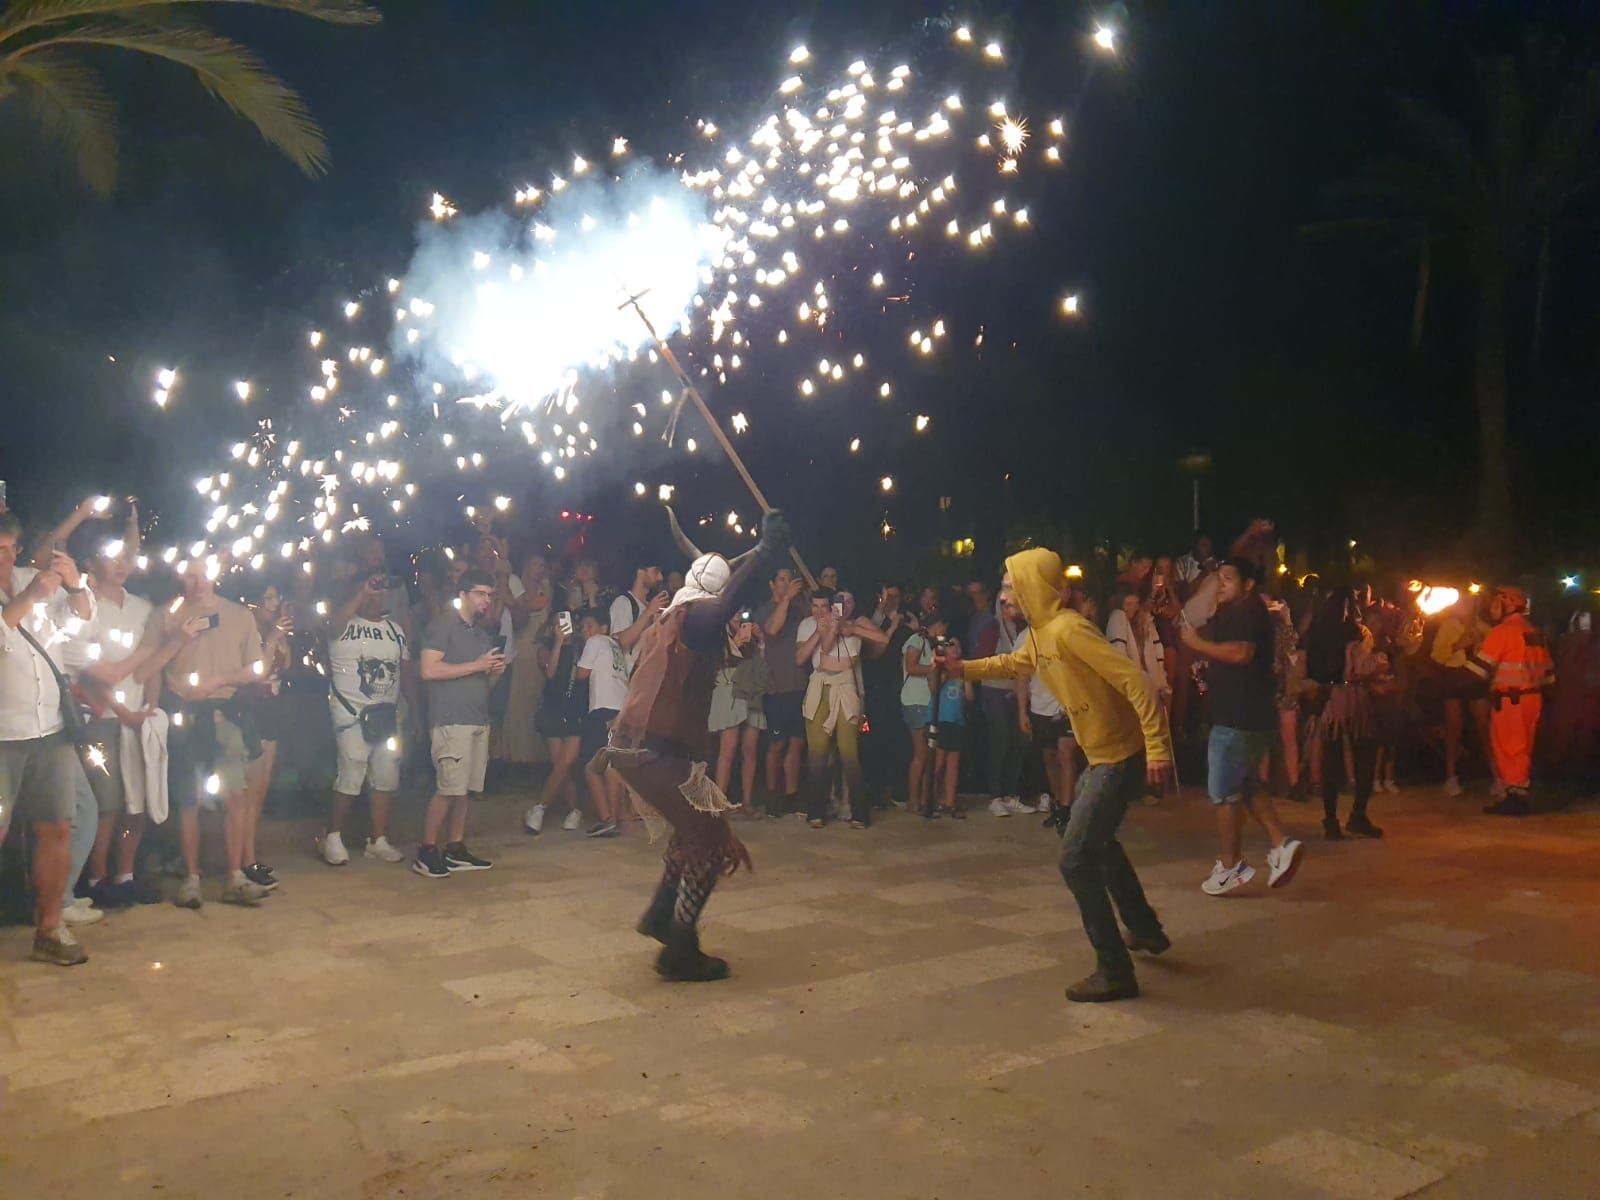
[1469,611,1554,789]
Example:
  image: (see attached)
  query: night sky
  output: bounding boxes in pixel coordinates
[2,0,1597,585]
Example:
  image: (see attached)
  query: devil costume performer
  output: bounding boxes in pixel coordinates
[598,509,791,981]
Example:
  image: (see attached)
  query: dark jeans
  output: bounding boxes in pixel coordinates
[861,681,909,804]
[1059,753,1164,984]
[979,687,1026,798]
[1322,736,1377,825]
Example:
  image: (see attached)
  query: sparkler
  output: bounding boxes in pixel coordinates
[129,20,1110,574]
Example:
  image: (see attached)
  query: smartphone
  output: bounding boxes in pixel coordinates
[492,634,508,654]
[202,612,221,631]
[739,610,753,622]
[831,602,844,617]
[0,480,7,508]
[1153,573,1167,591]
[556,611,574,637]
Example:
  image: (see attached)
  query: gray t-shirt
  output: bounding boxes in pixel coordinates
[755,598,809,694]
[421,610,493,729]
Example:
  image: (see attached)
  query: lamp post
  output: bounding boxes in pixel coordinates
[1178,450,1212,533]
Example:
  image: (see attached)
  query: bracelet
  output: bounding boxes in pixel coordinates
[65,585,86,594]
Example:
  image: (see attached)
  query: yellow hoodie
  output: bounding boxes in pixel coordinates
[963,548,1172,767]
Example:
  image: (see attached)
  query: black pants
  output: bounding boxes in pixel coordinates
[861,682,909,804]
[1322,736,1376,826]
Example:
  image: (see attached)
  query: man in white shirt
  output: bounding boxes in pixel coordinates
[0,513,96,965]
[322,572,411,866]
[610,559,667,672]
[575,608,630,837]
[795,590,888,827]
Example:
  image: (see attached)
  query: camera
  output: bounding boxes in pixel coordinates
[933,635,955,652]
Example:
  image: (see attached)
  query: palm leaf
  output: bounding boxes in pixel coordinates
[16,20,334,174]
[0,1,379,44]
[5,49,118,192]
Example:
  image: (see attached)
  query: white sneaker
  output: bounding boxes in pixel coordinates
[62,901,105,926]
[1267,839,1303,888]
[1003,796,1034,815]
[988,797,1012,818]
[364,836,404,863]
[1035,795,1053,813]
[1490,778,1507,799]
[562,809,582,831]
[1201,860,1256,896]
[1383,780,1401,794]
[321,832,350,866]
[1445,776,1463,797]
[524,803,546,835]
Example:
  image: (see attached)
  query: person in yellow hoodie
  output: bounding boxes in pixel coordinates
[946,548,1174,1003]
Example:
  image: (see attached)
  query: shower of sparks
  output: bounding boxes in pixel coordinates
[127,23,1114,571]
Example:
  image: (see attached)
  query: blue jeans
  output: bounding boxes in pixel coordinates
[979,686,1026,798]
[1207,726,1272,805]
[1059,753,1163,983]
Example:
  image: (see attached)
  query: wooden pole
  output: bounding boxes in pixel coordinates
[622,297,816,588]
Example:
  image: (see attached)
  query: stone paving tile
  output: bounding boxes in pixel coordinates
[1,784,1597,1198]
[1243,1129,1448,1199]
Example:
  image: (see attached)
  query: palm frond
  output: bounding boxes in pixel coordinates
[0,1,379,44]
[19,20,333,174]
[5,49,118,192]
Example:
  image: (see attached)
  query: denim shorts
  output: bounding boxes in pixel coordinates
[1207,726,1271,805]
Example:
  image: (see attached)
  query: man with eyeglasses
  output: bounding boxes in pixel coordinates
[415,569,505,878]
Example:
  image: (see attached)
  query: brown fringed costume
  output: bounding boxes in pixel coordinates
[598,512,789,981]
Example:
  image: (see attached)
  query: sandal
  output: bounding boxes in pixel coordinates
[807,818,825,829]
[947,806,966,820]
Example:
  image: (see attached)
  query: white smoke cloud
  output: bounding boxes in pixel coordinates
[393,163,727,422]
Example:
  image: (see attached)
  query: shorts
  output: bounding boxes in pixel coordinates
[82,718,127,816]
[935,722,964,753]
[1207,725,1271,805]
[763,691,805,741]
[431,724,489,797]
[581,707,618,766]
[1031,712,1074,751]
[536,690,583,740]
[170,710,252,810]
[333,716,401,795]
[0,731,77,824]
[903,703,930,733]
[1438,666,1489,703]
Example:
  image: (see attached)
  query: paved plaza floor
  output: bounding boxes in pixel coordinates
[2,782,1598,1199]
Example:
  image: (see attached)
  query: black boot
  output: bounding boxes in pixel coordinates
[636,877,677,944]
[1484,790,1533,817]
[655,927,730,982]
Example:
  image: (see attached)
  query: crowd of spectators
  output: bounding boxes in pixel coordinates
[1,490,1596,968]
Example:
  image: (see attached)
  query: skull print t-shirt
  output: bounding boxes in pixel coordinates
[329,616,408,712]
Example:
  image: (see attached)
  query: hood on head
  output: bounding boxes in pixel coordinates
[1004,547,1065,628]
[665,552,731,616]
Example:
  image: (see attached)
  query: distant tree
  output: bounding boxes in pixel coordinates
[0,0,380,195]
[1306,40,1600,564]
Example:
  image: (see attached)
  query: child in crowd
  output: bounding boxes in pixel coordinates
[575,608,630,837]
[902,611,944,815]
[931,634,974,818]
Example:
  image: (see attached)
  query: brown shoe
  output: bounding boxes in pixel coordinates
[1065,971,1139,1003]
[1123,931,1172,956]
[31,926,88,966]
